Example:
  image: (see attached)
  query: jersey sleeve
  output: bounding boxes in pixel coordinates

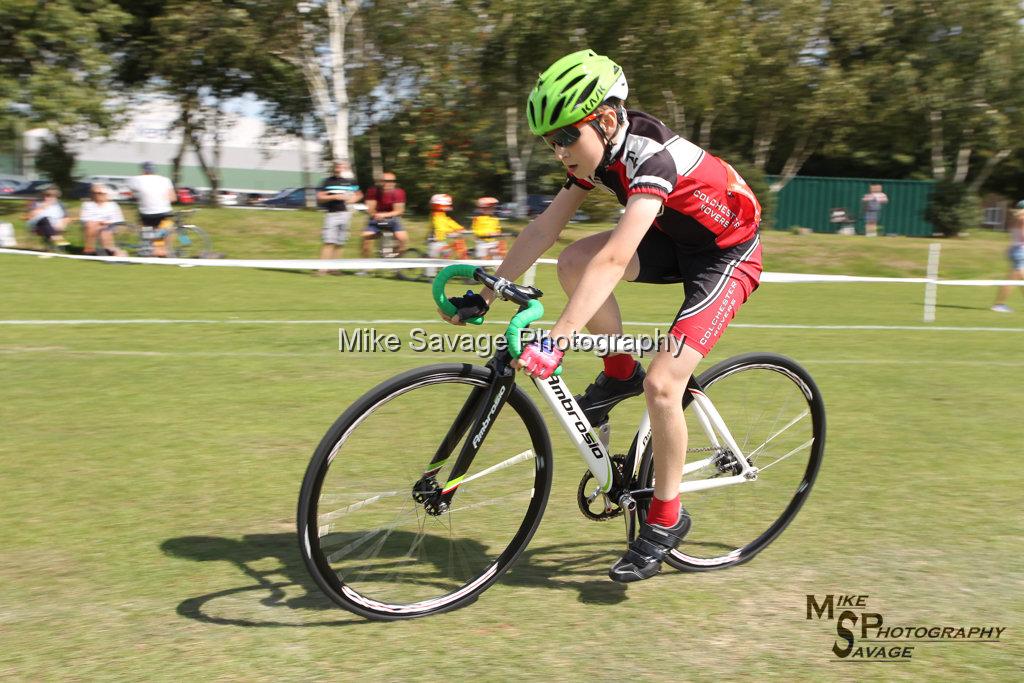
[562,173,595,191]
[628,149,676,201]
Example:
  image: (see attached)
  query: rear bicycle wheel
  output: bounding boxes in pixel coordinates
[298,363,553,620]
[172,225,212,258]
[113,224,144,256]
[393,246,427,281]
[638,353,825,571]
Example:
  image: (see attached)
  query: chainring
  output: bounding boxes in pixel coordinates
[577,455,627,521]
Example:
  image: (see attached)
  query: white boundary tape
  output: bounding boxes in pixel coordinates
[1,318,1020,333]
[2,247,1021,286]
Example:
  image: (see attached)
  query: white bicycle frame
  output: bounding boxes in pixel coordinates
[530,336,758,496]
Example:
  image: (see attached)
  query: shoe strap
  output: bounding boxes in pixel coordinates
[639,518,688,548]
[627,535,671,563]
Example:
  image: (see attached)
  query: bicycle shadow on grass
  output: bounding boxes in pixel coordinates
[161,531,631,627]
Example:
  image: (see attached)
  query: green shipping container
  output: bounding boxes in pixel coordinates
[767,176,935,236]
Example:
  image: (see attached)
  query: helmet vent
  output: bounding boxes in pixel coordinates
[575,78,598,109]
[549,97,566,124]
[554,65,577,81]
[562,74,585,91]
[539,95,548,121]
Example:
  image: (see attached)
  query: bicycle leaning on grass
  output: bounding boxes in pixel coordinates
[297,264,826,620]
[115,209,214,258]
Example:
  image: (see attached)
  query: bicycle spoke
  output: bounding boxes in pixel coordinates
[744,409,810,460]
[456,449,534,487]
[756,438,815,472]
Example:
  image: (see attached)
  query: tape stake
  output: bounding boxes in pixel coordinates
[924,242,941,323]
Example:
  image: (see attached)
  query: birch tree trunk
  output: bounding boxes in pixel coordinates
[952,128,973,185]
[769,133,813,193]
[189,105,221,204]
[295,0,357,163]
[369,126,383,181]
[967,148,1012,194]
[506,106,531,218]
[929,109,947,180]
[325,0,351,162]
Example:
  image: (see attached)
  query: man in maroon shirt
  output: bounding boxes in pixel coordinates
[361,171,408,257]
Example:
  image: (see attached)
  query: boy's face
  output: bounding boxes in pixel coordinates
[544,108,616,180]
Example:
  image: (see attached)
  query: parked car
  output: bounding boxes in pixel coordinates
[8,179,55,196]
[258,187,312,208]
[523,194,588,222]
[176,187,197,204]
[81,175,134,201]
[67,181,100,200]
[0,177,25,194]
[215,190,239,206]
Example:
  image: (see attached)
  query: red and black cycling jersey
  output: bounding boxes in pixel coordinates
[564,110,761,253]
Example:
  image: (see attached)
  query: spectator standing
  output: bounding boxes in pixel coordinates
[861,184,888,237]
[24,186,69,249]
[315,160,362,275]
[361,171,408,257]
[128,161,176,256]
[80,184,127,256]
[991,199,1024,313]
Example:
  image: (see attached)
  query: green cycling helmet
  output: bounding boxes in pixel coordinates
[526,49,629,136]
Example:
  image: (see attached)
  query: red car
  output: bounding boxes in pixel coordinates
[176,187,196,204]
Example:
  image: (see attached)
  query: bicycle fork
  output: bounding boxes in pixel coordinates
[412,358,518,515]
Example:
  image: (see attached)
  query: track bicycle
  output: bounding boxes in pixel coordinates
[115,209,214,258]
[371,228,426,281]
[298,264,826,620]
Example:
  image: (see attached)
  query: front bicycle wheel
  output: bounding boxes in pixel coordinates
[298,363,553,620]
[172,225,212,258]
[638,353,825,571]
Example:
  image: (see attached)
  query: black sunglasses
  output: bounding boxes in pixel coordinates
[543,113,598,149]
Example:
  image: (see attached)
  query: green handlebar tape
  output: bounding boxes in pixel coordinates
[506,300,562,376]
[433,264,484,325]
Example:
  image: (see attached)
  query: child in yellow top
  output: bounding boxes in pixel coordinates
[427,194,467,266]
[472,196,503,258]
[430,194,464,242]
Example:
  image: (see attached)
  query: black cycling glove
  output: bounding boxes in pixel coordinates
[448,290,489,321]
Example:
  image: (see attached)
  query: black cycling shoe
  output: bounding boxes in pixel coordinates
[608,508,691,583]
[575,363,645,426]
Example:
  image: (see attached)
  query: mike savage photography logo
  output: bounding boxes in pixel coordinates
[337,327,686,358]
[806,594,1006,663]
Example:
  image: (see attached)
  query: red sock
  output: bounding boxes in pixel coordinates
[603,354,638,380]
[646,495,680,527]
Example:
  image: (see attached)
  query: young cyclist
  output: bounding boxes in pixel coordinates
[427,193,467,259]
[439,49,763,583]
[472,196,505,259]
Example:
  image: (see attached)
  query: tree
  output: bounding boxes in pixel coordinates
[0,1,129,136]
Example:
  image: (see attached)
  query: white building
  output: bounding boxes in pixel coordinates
[22,99,326,193]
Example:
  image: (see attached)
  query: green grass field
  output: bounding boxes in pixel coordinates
[1,226,1022,680]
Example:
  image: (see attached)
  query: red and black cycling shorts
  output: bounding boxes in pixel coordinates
[633,230,762,357]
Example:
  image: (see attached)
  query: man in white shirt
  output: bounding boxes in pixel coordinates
[80,184,127,256]
[128,161,176,255]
